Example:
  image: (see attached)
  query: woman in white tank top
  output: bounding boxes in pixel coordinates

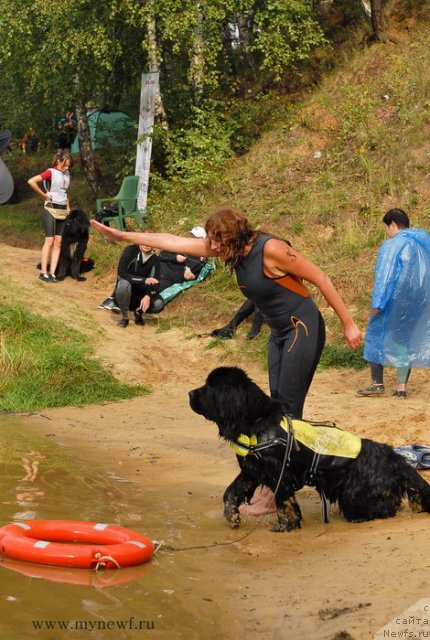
[28,149,73,282]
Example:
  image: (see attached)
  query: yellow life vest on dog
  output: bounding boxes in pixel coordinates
[231,417,362,460]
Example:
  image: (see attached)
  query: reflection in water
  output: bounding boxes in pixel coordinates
[0,556,152,588]
[1,422,134,524]
[15,450,45,518]
[20,450,45,481]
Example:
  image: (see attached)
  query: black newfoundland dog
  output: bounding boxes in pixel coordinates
[189,367,430,532]
[56,209,90,281]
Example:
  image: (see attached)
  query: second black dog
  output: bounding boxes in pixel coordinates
[56,209,89,281]
[189,367,430,532]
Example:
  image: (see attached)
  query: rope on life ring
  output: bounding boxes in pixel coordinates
[0,520,153,569]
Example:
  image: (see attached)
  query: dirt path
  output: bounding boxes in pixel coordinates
[1,243,430,639]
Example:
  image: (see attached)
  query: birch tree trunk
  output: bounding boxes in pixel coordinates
[360,0,371,18]
[189,1,205,103]
[236,10,255,70]
[147,14,168,128]
[75,99,102,195]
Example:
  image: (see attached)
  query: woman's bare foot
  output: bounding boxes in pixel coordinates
[239,486,277,516]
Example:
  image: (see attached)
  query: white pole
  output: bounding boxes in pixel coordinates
[135,71,159,212]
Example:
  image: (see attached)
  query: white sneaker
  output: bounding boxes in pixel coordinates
[99,297,114,309]
[98,297,120,312]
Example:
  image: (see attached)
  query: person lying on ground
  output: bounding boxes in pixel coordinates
[157,226,208,289]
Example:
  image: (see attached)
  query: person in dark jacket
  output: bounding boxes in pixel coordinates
[114,243,164,328]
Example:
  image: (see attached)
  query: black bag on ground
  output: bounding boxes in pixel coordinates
[96,205,118,225]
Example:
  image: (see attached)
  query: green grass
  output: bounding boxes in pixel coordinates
[318,345,366,371]
[0,303,147,411]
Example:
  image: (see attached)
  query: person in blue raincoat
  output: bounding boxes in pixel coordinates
[358,208,430,398]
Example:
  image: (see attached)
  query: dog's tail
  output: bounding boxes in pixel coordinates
[403,463,430,513]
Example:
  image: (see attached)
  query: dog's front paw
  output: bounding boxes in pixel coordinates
[224,505,241,528]
[271,517,301,533]
[271,497,303,532]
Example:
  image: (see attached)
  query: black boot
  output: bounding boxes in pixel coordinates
[211,323,234,338]
[247,309,263,339]
[134,310,145,326]
[211,299,255,339]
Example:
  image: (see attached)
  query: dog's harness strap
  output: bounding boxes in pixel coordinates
[231,416,297,462]
[320,490,330,524]
[305,451,321,486]
[231,433,293,460]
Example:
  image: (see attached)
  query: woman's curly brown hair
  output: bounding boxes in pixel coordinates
[205,208,258,269]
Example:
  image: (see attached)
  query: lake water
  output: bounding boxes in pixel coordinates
[0,416,241,640]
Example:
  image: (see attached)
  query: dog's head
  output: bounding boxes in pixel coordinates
[189,366,276,440]
[65,209,89,235]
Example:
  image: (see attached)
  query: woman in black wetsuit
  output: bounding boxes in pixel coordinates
[91,208,361,419]
[234,232,326,418]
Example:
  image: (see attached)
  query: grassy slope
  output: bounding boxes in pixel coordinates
[0,279,146,412]
[2,7,430,378]
[148,16,430,343]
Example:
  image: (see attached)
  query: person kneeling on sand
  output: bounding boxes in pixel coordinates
[113,243,164,328]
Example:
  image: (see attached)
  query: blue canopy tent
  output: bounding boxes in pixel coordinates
[71,109,135,154]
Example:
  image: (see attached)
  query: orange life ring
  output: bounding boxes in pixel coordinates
[0,520,153,569]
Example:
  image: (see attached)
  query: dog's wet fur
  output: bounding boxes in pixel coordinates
[56,209,90,281]
[189,367,430,532]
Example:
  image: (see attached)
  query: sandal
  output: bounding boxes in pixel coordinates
[392,390,407,398]
[357,384,385,397]
[411,444,430,470]
[394,444,430,470]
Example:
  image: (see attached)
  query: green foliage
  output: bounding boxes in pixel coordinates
[149,92,287,185]
[0,304,146,411]
[166,105,235,185]
[0,0,329,189]
[251,0,327,80]
[318,345,366,370]
[0,0,146,137]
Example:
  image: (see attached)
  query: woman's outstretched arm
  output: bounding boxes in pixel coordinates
[90,220,217,257]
